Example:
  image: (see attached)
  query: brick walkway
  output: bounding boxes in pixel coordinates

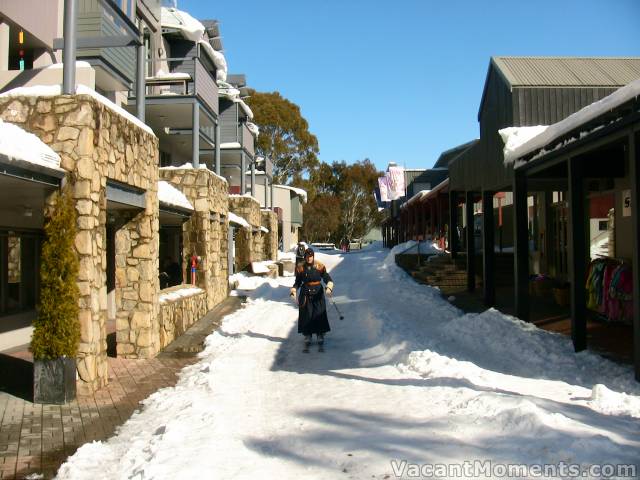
[0,355,196,479]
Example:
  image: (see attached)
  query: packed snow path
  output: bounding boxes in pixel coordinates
[57,245,640,479]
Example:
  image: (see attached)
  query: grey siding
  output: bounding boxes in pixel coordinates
[241,123,255,156]
[76,0,135,85]
[450,64,623,193]
[220,101,239,143]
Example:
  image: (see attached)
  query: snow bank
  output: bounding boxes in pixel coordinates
[0,119,61,170]
[500,125,548,165]
[0,84,155,136]
[158,286,203,304]
[507,77,640,163]
[158,181,193,210]
[588,383,640,418]
[228,212,250,229]
[250,262,271,274]
[229,271,278,292]
[274,184,308,203]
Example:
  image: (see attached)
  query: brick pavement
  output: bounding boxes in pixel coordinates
[0,355,195,479]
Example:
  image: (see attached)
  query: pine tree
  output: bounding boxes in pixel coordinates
[31,188,80,360]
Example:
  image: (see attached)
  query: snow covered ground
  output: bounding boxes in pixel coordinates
[56,243,640,479]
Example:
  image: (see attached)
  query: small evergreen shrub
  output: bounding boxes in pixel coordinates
[31,188,81,360]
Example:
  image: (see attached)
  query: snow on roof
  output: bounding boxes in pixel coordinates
[158,180,194,211]
[274,184,307,203]
[228,212,251,229]
[218,81,241,99]
[506,78,640,164]
[236,99,254,120]
[161,7,205,43]
[499,126,549,165]
[402,189,431,209]
[259,226,269,233]
[0,119,62,171]
[0,84,155,136]
[199,40,228,83]
[45,60,92,70]
[160,162,228,183]
[246,122,259,137]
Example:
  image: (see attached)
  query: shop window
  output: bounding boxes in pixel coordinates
[1,232,40,316]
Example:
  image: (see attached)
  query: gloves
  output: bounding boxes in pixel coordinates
[290,287,297,300]
[326,281,334,296]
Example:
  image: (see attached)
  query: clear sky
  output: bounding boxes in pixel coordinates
[179,0,640,171]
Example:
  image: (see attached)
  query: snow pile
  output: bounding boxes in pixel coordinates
[275,184,308,203]
[45,60,92,70]
[500,125,548,165]
[259,226,269,233]
[0,119,61,170]
[217,80,241,99]
[161,7,205,42]
[588,384,640,418]
[277,251,296,262]
[147,70,191,81]
[229,271,278,292]
[158,287,203,304]
[158,181,193,210]
[506,77,640,163]
[0,84,155,136]
[250,262,271,274]
[228,212,251,229]
[220,142,241,149]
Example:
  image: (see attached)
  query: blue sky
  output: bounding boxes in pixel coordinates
[180,0,640,171]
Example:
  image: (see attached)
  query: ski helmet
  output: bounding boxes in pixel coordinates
[304,248,315,258]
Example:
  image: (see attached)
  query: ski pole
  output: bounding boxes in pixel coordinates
[331,298,344,320]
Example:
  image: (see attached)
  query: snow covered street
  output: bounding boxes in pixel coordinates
[56,244,640,479]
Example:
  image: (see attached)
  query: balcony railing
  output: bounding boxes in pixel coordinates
[130,56,218,116]
[240,123,255,157]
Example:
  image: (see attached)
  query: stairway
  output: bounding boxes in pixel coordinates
[406,254,482,294]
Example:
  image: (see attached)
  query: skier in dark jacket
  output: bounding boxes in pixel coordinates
[290,248,334,350]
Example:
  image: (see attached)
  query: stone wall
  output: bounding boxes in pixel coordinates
[0,94,159,393]
[159,167,229,310]
[158,286,208,349]
[229,195,263,271]
[261,209,278,261]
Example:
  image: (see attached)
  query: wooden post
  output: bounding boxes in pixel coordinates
[466,191,476,291]
[449,190,458,259]
[629,131,640,381]
[567,156,587,351]
[482,190,495,306]
[513,170,530,321]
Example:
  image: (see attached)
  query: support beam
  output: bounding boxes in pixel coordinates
[270,181,274,209]
[513,170,529,321]
[191,103,200,168]
[629,131,640,381]
[250,159,256,197]
[449,190,458,259]
[567,157,587,351]
[482,190,495,306]
[0,22,9,71]
[62,0,77,95]
[240,152,246,194]
[136,33,146,122]
[264,178,268,207]
[215,121,221,176]
[466,191,476,292]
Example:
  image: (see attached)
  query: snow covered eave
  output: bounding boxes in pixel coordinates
[158,180,194,213]
[402,190,431,209]
[508,77,640,165]
[273,184,308,203]
[228,212,251,229]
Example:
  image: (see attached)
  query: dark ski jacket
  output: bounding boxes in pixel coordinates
[293,261,333,335]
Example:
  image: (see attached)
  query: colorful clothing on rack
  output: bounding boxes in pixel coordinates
[585,258,632,324]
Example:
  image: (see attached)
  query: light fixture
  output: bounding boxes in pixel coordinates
[23,206,33,217]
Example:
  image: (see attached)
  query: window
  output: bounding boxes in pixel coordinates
[598,220,608,231]
[160,151,172,167]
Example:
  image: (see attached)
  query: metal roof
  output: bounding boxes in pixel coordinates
[433,139,479,168]
[492,57,640,87]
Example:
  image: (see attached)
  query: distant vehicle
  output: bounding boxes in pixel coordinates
[349,239,362,250]
[311,242,335,250]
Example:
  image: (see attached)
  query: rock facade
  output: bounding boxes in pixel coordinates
[229,195,263,271]
[261,209,278,261]
[0,94,159,393]
[158,287,208,349]
[159,168,229,310]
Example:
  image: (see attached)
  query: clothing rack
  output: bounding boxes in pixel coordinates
[586,257,632,325]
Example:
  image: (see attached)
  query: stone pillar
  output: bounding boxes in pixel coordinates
[0,22,9,71]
